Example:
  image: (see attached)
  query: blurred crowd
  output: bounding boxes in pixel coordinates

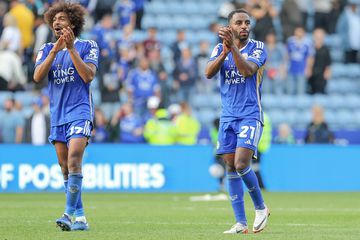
[0,0,359,145]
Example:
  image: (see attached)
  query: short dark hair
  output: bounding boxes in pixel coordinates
[227,8,250,23]
[44,2,86,37]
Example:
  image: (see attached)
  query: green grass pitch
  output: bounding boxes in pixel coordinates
[0,192,359,240]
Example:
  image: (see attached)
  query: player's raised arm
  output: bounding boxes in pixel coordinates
[33,37,66,82]
[62,26,97,83]
[205,36,230,79]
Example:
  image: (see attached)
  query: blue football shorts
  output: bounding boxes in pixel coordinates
[216,118,263,159]
[48,119,93,144]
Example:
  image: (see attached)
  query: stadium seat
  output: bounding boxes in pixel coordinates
[145,1,168,15]
[22,106,34,119]
[267,109,285,127]
[142,14,157,29]
[188,16,210,30]
[199,2,219,13]
[191,94,214,110]
[0,91,13,104]
[312,94,329,107]
[336,110,356,130]
[295,95,313,111]
[155,15,173,29]
[14,92,37,107]
[196,108,218,127]
[293,110,311,129]
[344,94,360,110]
[173,15,191,29]
[182,2,201,15]
[92,89,101,106]
[262,94,281,110]
[327,94,345,110]
[158,30,176,45]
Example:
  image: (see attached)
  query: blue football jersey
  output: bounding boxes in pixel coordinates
[209,39,267,124]
[35,39,99,126]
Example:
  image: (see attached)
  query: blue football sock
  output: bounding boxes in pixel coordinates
[227,172,247,225]
[75,194,85,218]
[237,166,265,210]
[64,180,68,194]
[65,173,83,216]
[64,180,85,217]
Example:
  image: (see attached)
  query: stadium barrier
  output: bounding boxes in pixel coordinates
[1,144,359,192]
[0,144,218,193]
[262,145,360,191]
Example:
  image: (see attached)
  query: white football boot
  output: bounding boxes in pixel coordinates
[253,205,270,233]
[223,223,249,234]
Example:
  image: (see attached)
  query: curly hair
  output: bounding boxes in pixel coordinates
[44,2,86,37]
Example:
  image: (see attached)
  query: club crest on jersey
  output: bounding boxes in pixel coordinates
[251,49,262,60]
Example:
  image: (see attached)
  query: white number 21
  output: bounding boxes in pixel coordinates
[239,126,255,139]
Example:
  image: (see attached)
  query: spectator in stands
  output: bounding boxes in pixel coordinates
[196,41,214,94]
[126,56,160,118]
[112,102,145,143]
[116,0,136,29]
[116,26,137,64]
[31,14,52,90]
[218,0,237,25]
[143,27,160,57]
[24,97,50,145]
[286,26,314,95]
[9,0,34,82]
[0,48,26,91]
[0,1,8,37]
[173,48,197,102]
[249,0,277,42]
[168,103,181,123]
[280,0,302,42]
[148,48,169,107]
[0,98,24,143]
[262,31,287,95]
[328,0,348,34]
[102,61,125,102]
[174,102,200,145]
[274,123,295,144]
[26,0,39,19]
[9,0,34,51]
[209,22,221,43]
[171,30,189,64]
[33,14,52,57]
[144,108,177,145]
[144,95,160,122]
[93,0,116,23]
[313,0,332,33]
[305,104,334,144]
[256,112,272,188]
[92,107,111,143]
[0,13,21,53]
[336,1,360,63]
[295,0,311,30]
[308,28,332,94]
[134,0,146,30]
[91,13,116,99]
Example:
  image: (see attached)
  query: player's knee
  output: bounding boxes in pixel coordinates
[67,153,82,172]
[234,161,249,172]
[68,161,82,172]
